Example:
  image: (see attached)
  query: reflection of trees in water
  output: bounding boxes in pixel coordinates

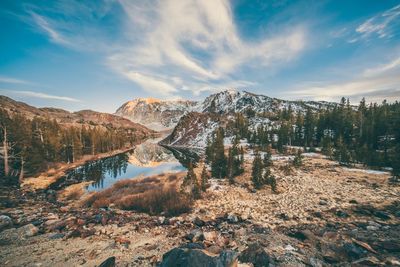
[64,153,129,189]
[49,145,200,191]
[165,147,201,168]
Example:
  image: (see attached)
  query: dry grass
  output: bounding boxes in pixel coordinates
[58,182,91,201]
[83,174,192,216]
[116,186,192,216]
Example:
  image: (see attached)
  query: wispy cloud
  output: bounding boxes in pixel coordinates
[354,4,400,41]
[108,0,307,97]
[26,0,116,51]
[22,0,307,98]
[30,12,70,45]
[286,56,400,103]
[0,89,81,102]
[0,76,35,85]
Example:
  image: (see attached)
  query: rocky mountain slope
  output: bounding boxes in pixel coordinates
[159,112,222,148]
[0,95,155,136]
[160,90,339,148]
[115,98,200,131]
[116,90,336,131]
[201,89,336,114]
[116,90,337,147]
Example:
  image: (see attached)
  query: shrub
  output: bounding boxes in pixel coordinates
[116,187,192,216]
[83,176,193,216]
[292,150,303,167]
[266,175,277,193]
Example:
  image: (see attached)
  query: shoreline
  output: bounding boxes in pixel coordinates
[22,145,138,191]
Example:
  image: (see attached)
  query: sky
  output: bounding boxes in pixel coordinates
[0,0,399,112]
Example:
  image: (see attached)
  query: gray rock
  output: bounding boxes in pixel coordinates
[0,215,13,231]
[309,257,324,267]
[193,217,205,227]
[185,229,204,242]
[0,224,39,244]
[238,243,270,267]
[99,256,115,267]
[22,224,39,237]
[319,200,328,205]
[227,214,239,223]
[158,247,238,267]
[48,233,65,240]
[366,225,379,231]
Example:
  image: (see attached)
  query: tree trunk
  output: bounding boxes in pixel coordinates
[3,126,9,177]
[19,156,24,183]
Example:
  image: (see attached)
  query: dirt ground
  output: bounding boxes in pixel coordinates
[1,155,399,266]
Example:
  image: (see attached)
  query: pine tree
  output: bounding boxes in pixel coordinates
[334,136,352,165]
[321,136,333,158]
[293,149,303,167]
[181,162,201,199]
[252,151,263,189]
[211,128,227,179]
[227,147,235,184]
[268,175,277,193]
[200,165,209,191]
[205,136,213,163]
[263,146,273,167]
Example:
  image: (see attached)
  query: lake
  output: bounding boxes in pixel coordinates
[49,139,200,192]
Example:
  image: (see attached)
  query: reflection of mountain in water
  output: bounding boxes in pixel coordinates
[128,142,177,167]
[129,141,201,169]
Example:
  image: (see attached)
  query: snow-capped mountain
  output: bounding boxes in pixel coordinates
[115,97,200,131]
[201,89,335,114]
[116,90,338,146]
[158,90,339,148]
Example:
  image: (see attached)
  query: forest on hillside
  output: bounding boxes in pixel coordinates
[0,109,147,182]
[206,98,400,180]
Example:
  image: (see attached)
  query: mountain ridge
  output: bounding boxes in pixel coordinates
[115,89,339,133]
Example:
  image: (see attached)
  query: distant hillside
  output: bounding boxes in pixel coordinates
[0,95,155,137]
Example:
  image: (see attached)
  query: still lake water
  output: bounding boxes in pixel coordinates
[51,139,200,192]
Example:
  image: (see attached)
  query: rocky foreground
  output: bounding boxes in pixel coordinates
[0,156,400,266]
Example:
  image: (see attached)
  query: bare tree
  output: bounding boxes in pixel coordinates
[1,125,10,176]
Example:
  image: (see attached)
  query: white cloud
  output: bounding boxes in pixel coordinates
[30,12,70,45]
[0,89,81,102]
[363,56,400,77]
[108,0,307,97]
[122,72,177,96]
[356,4,400,39]
[286,56,400,103]
[0,76,35,85]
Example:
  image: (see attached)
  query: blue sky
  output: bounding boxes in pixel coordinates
[0,0,399,112]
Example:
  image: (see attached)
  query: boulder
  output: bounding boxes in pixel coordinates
[203,231,218,242]
[22,224,39,237]
[99,256,115,267]
[185,229,204,242]
[0,223,39,244]
[0,215,13,231]
[158,247,238,267]
[227,214,239,223]
[352,256,384,266]
[379,240,400,252]
[193,217,205,227]
[238,243,270,267]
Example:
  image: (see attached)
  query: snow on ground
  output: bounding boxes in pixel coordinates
[302,152,327,158]
[342,167,390,175]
